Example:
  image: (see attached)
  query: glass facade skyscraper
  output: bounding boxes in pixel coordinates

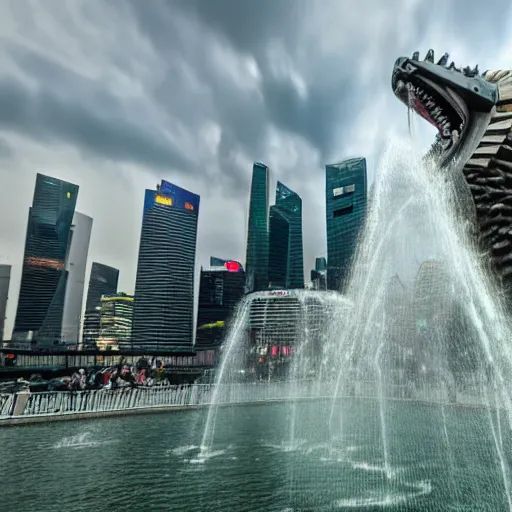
[325,158,367,292]
[13,173,78,345]
[132,180,200,349]
[82,262,119,347]
[245,162,270,293]
[268,181,304,289]
[85,263,119,312]
[196,257,246,347]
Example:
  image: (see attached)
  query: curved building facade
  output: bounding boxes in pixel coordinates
[61,212,92,344]
[132,180,200,349]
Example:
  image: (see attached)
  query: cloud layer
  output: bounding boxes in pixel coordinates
[1,0,512,336]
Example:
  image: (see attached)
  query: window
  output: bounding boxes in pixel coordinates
[333,205,354,217]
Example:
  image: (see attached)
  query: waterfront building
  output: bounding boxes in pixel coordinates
[245,290,335,380]
[61,212,92,344]
[96,293,134,351]
[13,173,78,345]
[82,262,119,347]
[196,257,246,347]
[245,162,270,293]
[0,265,11,341]
[325,158,367,292]
[268,182,304,289]
[131,180,200,349]
[310,257,327,291]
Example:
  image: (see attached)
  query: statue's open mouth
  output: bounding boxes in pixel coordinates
[394,75,467,153]
[392,50,498,163]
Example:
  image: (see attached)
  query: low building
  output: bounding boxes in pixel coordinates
[196,257,245,347]
[96,293,134,351]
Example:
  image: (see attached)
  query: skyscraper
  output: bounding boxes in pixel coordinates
[245,162,270,293]
[82,262,119,347]
[0,265,11,341]
[132,180,200,349]
[325,158,367,292]
[85,263,120,312]
[268,181,304,289]
[61,212,92,344]
[196,257,246,347]
[13,173,78,345]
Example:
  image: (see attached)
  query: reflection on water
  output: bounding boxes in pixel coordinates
[0,400,510,511]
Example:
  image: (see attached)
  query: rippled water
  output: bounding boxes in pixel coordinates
[1,401,510,511]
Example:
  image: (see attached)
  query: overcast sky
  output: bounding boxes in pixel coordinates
[0,0,511,337]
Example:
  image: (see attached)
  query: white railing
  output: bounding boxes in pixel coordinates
[0,380,490,421]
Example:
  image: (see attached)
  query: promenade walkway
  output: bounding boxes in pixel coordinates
[0,380,490,427]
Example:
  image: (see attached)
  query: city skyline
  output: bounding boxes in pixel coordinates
[1,2,509,340]
[0,164,332,342]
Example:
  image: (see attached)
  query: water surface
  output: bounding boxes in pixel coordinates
[1,400,510,511]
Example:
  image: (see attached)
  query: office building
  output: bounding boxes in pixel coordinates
[132,180,200,349]
[85,263,119,312]
[196,257,246,347]
[325,158,367,292]
[245,162,270,293]
[13,173,78,345]
[268,181,304,289]
[0,265,11,341]
[96,293,134,351]
[82,262,119,347]
[82,307,102,347]
[245,290,344,380]
[311,257,327,290]
[61,212,92,344]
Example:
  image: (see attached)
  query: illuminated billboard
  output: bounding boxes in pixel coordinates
[155,194,173,206]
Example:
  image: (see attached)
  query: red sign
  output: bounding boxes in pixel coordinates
[224,261,240,272]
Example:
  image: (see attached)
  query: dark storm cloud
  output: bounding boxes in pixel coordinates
[2,0,511,183]
[0,41,194,173]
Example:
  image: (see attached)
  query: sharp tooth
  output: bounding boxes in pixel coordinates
[452,130,459,144]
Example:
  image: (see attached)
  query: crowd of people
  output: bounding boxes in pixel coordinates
[0,358,175,393]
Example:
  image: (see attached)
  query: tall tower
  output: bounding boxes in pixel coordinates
[132,180,200,349]
[61,212,93,344]
[268,181,304,289]
[13,173,78,345]
[325,158,367,292]
[82,262,119,347]
[0,265,11,341]
[245,162,270,293]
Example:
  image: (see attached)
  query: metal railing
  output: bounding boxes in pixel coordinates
[0,379,490,422]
